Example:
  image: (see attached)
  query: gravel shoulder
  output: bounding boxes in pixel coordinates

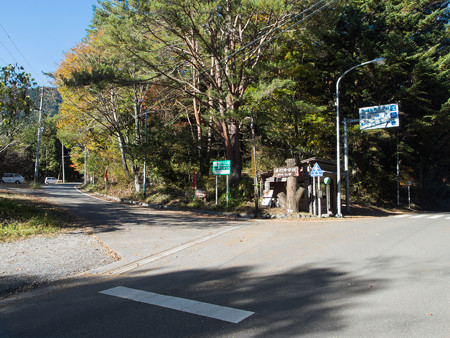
[0,230,116,299]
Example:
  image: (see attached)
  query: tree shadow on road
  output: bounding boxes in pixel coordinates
[1,263,388,337]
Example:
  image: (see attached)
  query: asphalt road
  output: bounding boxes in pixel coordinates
[1,184,449,337]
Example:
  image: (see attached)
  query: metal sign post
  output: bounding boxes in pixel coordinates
[406,180,412,209]
[318,176,322,218]
[312,176,316,216]
[212,160,231,208]
[226,175,229,208]
[359,103,400,210]
[325,181,331,216]
[310,163,324,217]
[408,186,411,209]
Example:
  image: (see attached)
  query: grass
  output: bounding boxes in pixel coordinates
[0,189,76,242]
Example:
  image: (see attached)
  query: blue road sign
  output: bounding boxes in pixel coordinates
[359,103,399,130]
[310,163,323,177]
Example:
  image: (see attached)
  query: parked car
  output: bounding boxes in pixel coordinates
[44,177,58,184]
[1,173,25,184]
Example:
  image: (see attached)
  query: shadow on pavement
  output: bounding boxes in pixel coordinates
[1,263,387,337]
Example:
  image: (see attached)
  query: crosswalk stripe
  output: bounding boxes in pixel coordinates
[392,214,450,219]
[100,286,254,323]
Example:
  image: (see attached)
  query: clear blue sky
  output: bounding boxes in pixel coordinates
[0,0,99,87]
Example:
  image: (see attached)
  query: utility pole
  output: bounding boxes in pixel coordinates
[84,145,87,185]
[143,108,148,198]
[62,143,65,183]
[34,87,44,182]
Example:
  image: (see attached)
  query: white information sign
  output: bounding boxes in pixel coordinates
[359,103,399,130]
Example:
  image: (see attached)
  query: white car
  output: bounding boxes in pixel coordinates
[1,173,25,184]
[44,177,58,184]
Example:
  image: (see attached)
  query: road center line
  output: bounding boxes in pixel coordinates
[393,214,410,218]
[100,286,254,323]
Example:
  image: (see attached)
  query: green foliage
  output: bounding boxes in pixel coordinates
[55,0,449,210]
[0,64,36,125]
[0,64,36,158]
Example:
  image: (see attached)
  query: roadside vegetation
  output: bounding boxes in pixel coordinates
[0,189,77,242]
[84,174,256,214]
[1,1,449,212]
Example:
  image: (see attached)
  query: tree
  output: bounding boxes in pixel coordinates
[93,0,318,185]
[0,64,36,154]
[301,0,450,206]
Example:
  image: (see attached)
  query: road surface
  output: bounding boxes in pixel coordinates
[1,184,449,337]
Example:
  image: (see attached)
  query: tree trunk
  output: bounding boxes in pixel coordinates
[227,121,242,186]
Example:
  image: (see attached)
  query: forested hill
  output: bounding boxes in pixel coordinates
[28,87,62,117]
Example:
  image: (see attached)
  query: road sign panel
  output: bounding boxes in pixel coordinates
[273,166,300,178]
[359,103,399,130]
[212,160,231,175]
[310,163,323,177]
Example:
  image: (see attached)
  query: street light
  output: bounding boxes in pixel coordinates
[335,57,386,217]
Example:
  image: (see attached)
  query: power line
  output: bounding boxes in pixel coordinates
[0,23,46,84]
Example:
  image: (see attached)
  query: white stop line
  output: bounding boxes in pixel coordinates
[100,286,254,323]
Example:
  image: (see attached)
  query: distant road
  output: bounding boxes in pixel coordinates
[1,184,449,337]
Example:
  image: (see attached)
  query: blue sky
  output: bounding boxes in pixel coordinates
[0,0,98,87]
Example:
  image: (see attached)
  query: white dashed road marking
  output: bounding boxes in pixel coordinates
[393,214,449,219]
[429,214,444,219]
[100,286,254,323]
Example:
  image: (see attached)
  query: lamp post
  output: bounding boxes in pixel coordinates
[336,57,386,217]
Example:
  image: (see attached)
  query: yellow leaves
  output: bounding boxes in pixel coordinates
[55,34,102,83]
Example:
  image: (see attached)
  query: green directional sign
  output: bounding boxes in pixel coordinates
[212,160,231,175]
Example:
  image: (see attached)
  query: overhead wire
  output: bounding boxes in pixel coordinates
[0,23,47,85]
